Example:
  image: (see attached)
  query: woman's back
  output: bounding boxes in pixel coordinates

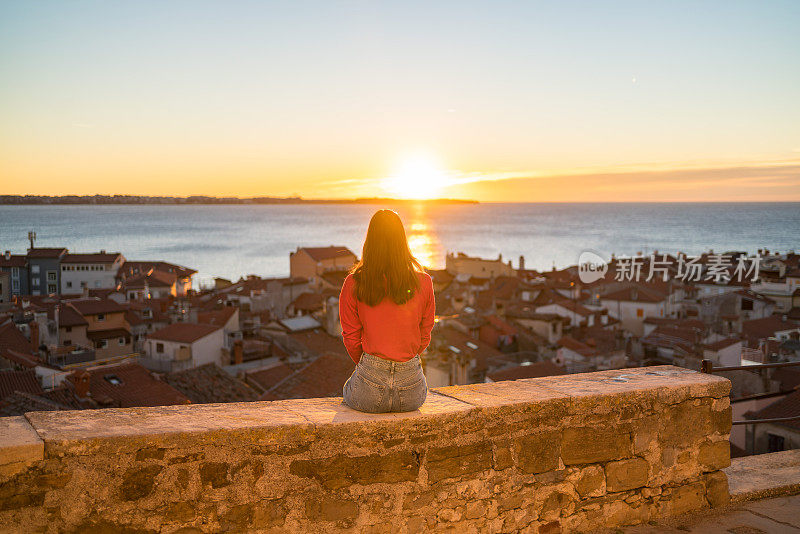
[338,209,434,413]
[339,270,435,363]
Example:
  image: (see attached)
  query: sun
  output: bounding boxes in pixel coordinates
[382,154,450,200]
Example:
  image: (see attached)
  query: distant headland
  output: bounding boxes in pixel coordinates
[0,195,477,205]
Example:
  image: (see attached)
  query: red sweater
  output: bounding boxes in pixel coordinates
[339,271,435,364]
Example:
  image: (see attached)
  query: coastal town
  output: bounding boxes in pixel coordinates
[1,241,799,459]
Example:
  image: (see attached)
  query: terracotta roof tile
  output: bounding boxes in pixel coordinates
[299,246,356,262]
[247,363,295,392]
[26,248,67,258]
[81,362,190,408]
[62,253,122,264]
[165,363,259,404]
[262,352,353,400]
[148,323,222,344]
[69,298,126,316]
[745,389,800,431]
[0,369,44,398]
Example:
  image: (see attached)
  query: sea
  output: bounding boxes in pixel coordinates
[1,203,798,288]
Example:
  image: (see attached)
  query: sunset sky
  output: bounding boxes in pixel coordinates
[1,1,799,201]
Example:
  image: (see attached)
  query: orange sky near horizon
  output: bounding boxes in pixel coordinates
[2,2,799,202]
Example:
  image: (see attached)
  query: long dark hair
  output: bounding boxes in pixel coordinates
[351,209,423,306]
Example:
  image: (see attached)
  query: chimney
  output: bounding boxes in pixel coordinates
[70,369,90,399]
[519,255,525,271]
[29,320,40,347]
[82,286,89,298]
[233,339,243,365]
[100,249,106,254]
[3,250,9,261]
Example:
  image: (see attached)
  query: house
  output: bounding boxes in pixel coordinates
[554,332,627,373]
[0,319,38,370]
[143,323,225,372]
[118,261,196,296]
[424,325,508,387]
[69,298,132,358]
[701,338,743,368]
[479,315,519,352]
[289,246,357,287]
[445,252,516,279]
[197,307,241,350]
[0,251,28,296]
[56,303,90,349]
[60,252,125,294]
[536,299,599,328]
[0,271,9,304]
[120,269,180,300]
[742,315,800,349]
[599,285,670,336]
[743,388,800,455]
[26,247,67,296]
[640,323,705,366]
[505,304,564,346]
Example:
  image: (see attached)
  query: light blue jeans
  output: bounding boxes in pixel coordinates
[343,352,428,413]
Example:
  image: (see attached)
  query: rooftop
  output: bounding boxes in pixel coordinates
[148,322,222,344]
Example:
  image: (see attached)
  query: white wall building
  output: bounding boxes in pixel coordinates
[60,252,125,295]
[143,323,224,372]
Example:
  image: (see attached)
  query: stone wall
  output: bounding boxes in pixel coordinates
[0,365,731,533]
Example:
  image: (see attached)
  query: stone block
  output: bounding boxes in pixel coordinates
[562,427,632,465]
[290,451,419,489]
[120,465,163,501]
[704,471,730,507]
[515,431,560,474]
[669,482,708,516]
[426,442,492,483]
[698,440,730,471]
[574,465,605,498]
[305,495,359,522]
[0,417,43,474]
[199,461,230,488]
[492,440,514,471]
[605,458,649,492]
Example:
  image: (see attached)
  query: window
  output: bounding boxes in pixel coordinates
[636,308,644,318]
[12,280,19,291]
[156,342,164,353]
[97,313,105,322]
[65,326,72,332]
[118,337,126,346]
[104,374,122,386]
[47,271,56,281]
[31,265,40,274]
[97,339,108,349]
[66,281,72,288]
[47,284,57,293]
[32,278,40,287]
[741,298,754,311]
[64,339,71,345]
[767,433,785,453]
[11,267,19,278]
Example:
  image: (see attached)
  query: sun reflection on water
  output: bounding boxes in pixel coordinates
[405,205,443,269]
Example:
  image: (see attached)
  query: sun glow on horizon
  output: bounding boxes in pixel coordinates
[381,153,451,200]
